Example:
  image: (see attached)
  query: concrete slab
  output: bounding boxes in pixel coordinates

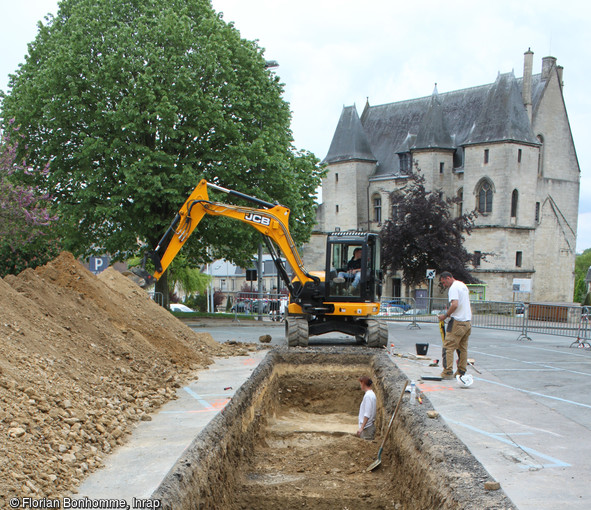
[76,350,267,503]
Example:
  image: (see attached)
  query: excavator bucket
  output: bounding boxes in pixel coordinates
[121,267,156,289]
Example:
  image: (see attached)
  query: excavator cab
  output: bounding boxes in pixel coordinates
[326,231,382,303]
[286,230,387,347]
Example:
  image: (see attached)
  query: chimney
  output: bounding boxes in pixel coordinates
[541,56,557,80]
[557,65,564,87]
[522,48,533,122]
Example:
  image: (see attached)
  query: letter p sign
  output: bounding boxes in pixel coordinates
[89,256,110,274]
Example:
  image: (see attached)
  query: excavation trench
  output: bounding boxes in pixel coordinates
[153,348,515,509]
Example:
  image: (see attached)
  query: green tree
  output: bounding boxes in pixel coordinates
[1,0,323,298]
[167,255,211,296]
[574,248,591,303]
[381,171,481,288]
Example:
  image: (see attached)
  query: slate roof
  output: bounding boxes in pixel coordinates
[324,72,545,177]
[413,88,454,150]
[464,72,539,146]
[323,105,376,164]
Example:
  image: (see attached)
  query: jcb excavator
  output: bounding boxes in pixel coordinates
[132,179,388,347]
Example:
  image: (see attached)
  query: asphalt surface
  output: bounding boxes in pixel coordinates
[77,319,591,509]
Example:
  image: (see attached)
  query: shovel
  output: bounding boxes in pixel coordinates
[366,379,409,472]
[467,358,481,374]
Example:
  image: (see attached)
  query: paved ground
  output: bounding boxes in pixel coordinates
[385,321,591,510]
[203,320,591,510]
[77,319,591,509]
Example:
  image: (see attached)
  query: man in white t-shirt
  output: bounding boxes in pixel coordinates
[357,376,377,440]
[437,271,472,380]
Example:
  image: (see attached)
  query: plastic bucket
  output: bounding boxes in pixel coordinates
[415,343,429,356]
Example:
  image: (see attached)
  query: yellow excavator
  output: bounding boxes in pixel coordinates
[132,179,388,347]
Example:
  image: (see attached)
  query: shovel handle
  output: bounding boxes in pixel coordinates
[378,380,409,451]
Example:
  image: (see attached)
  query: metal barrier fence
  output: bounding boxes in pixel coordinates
[213,291,288,322]
[377,296,591,348]
[149,291,164,306]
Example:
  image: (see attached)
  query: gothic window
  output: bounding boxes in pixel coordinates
[373,194,382,224]
[511,189,518,219]
[476,179,494,214]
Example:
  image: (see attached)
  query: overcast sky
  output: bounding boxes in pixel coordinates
[1,0,589,251]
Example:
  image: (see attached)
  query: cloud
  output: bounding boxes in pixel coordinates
[2,0,590,239]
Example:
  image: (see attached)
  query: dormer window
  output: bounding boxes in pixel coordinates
[399,153,411,175]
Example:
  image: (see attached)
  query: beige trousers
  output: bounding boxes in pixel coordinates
[442,320,471,376]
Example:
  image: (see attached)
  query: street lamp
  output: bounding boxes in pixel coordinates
[255,59,279,321]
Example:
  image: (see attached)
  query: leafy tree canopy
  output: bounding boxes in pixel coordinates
[574,248,591,303]
[381,171,481,288]
[1,0,323,282]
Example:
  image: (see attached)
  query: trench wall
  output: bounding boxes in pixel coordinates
[152,347,515,509]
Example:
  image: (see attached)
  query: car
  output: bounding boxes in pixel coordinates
[170,303,195,313]
[252,299,270,314]
[231,300,251,313]
[382,298,412,312]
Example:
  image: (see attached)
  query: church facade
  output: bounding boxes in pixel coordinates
[304,50,580,302]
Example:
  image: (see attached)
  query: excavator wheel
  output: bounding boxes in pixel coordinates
[377,319,389,347]
[286,317,309,347]
[366,320,381,348]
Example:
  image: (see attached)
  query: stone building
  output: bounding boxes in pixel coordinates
[305,50,580,302]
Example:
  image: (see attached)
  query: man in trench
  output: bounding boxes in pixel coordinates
[357,376,377,440]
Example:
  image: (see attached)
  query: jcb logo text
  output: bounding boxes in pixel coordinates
[244,213,271,226]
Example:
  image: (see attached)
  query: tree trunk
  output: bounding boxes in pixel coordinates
[155,269,169,308]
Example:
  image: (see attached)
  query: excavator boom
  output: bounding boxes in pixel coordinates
[136,179,316,291]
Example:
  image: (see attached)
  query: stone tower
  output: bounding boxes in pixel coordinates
[310,50,580,302]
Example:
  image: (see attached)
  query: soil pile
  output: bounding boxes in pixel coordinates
[0,252,233,503]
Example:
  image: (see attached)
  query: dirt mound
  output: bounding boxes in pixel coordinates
[0,252,232,503]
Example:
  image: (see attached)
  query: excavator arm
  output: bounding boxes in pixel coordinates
[134,179,318,292]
